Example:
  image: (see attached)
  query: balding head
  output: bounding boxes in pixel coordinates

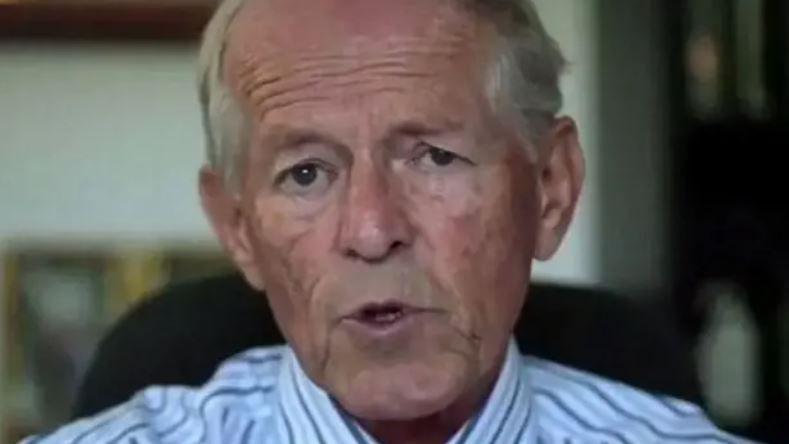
[224,0,493,123]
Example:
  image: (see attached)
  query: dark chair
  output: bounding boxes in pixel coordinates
[73,273,702,418]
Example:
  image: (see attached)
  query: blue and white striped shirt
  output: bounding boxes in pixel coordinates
[24,341,752,443]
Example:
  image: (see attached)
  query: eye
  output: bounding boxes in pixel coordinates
[276,161,335,197]
[427,147,457,166]
[411,144,472,172]
[291,164,319,186]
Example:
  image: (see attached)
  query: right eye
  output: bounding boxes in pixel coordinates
[275,161,335,198]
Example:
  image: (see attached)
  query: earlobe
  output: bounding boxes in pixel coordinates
[533,117,585,261]
[198,166,266,290]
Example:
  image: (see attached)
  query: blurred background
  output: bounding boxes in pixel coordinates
[0,0,787,442]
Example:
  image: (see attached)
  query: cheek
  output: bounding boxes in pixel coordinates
[404,167,536,328]
[245,197,338,335]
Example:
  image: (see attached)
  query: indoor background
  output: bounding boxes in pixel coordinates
[0,0,787,442]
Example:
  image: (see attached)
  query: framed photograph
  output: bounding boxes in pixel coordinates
[0,0,218,40]
[3,251,110,442]
[1,245,231,442]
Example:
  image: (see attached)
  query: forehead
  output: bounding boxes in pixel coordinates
[223,0,495,105]
[226,0,488,54]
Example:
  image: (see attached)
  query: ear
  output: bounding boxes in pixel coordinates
[199,166,265,290]
[534,117,585,261]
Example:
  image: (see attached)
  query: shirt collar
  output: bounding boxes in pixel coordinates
[277,339,537,444]
[447,339,538,444]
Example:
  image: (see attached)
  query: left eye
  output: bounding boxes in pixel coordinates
[426,147,457,166]
[412,144,470,171]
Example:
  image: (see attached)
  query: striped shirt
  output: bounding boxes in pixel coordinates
[24,341,753,444]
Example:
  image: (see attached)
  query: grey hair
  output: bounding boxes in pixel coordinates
[197,0,566,187]
[197,0,249,187]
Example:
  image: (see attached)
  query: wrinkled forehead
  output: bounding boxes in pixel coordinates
[223,0,496,97]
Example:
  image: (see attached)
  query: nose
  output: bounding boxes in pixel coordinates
[338,159,413,262]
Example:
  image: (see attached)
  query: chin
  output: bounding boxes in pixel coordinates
[333,359,471,421]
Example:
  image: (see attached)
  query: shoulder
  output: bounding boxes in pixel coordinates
[24,346,287,444]
[522,355,753,444]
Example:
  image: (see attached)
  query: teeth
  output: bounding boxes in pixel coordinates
[374,311,401,323]
[356,305,407,325]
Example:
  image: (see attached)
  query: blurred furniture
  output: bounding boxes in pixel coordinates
[668,0,789,441]
[73,273,702,419]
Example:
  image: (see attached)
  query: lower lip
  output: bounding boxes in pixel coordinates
[340,310,438,340]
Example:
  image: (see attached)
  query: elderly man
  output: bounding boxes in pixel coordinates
[26,0,749,443]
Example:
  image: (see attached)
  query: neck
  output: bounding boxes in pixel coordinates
[358,354,507,444]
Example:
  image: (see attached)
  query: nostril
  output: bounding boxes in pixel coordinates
[343,240,407,262]
[389,240,405,254]
[344,248,361,260]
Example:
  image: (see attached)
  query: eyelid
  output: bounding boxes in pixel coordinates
[271,142,346,178]
[414,141,474,165]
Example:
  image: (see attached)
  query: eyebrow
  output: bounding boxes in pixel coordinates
[264,126,344,151]
[265,118,464,149]
[260,117,467,164]
[389,119,464,138]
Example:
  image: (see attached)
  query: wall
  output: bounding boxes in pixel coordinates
[0,42,211,440]
[597,0,671,297]
[0,0,603,435]
[531,0,600,286]
[0,43,212,243]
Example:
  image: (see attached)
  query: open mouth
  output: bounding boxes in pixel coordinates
[351,302,412,327]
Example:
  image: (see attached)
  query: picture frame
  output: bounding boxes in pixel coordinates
[2,251,111,442]
[0,0,217,40]
[1,245,230,442]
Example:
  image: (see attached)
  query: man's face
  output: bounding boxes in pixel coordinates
[205,0,581,422]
